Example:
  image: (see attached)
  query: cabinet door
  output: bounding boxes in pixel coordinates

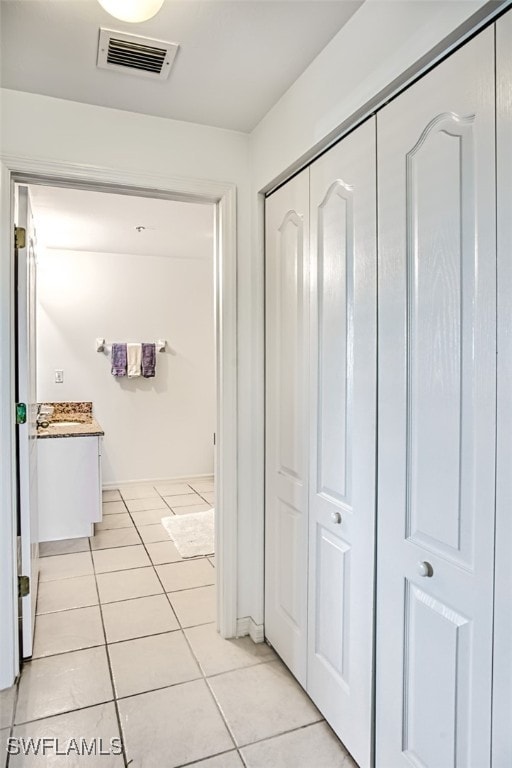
[493,12,512,767]
[38,436,100,541]
[265,169,310,684]
[376,28,496,768]
[307,117,376,768]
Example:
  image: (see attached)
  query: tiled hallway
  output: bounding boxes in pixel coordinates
[1,478,356,767]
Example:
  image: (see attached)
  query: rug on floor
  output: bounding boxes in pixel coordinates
[162,508,215,558]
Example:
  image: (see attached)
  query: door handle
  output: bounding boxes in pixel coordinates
[417,561,434,578]
[331,511,342,525]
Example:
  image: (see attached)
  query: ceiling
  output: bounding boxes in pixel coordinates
[0,0,363,132]
[29,185,214,260]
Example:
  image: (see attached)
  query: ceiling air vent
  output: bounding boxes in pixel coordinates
[97,28,179,81]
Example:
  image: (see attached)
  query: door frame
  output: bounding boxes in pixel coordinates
[0,154,238,688]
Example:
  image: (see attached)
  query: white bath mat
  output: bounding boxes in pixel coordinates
[161,509,215,558]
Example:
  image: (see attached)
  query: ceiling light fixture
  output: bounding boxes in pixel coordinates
[97,0,165,23]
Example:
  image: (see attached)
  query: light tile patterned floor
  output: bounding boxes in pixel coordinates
[1,477,357,768]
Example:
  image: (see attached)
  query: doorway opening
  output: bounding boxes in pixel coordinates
[0,158,238,692]
[26,181,217,649]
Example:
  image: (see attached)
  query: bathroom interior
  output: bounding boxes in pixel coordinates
[25,180,219,660]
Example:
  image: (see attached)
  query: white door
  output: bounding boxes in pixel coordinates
[376,28,496,768]
[265,169,310,684]
[493,11,512,767]
[15,184,39,658]
[307,118,376,768]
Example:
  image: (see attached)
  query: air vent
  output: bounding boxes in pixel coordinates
[97,28,179,81]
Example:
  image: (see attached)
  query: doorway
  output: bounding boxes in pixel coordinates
[29,182,217,644]
[0,158,238,691]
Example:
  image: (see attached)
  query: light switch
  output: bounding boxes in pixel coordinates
[55,369,64,384]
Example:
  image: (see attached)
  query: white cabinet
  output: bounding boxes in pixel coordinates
[38,435,102,541]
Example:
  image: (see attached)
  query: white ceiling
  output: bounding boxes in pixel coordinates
[0,0,363,132]
[29,185,214,260]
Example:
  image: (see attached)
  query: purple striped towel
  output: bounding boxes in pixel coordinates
[141,343,156,378]
[111,343,127,377]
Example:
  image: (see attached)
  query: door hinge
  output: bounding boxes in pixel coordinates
[18,575,30,598]
[213,432,216,446]
[14,226,26,250]
[16,402,27,425]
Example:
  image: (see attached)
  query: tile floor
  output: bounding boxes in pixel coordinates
[1,477,357,768]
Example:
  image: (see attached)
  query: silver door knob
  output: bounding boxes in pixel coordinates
[417,561,434,578]
[331,511,342,525]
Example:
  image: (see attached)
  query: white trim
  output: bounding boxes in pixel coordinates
[0,165,19,690]
[236,616,265,644]
[262,0,511,197]
[0,154,238,687]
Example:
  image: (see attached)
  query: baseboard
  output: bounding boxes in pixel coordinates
[236,617,265,644]
[102,473,214,490]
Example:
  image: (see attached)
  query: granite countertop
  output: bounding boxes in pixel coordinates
[36,401,104,440]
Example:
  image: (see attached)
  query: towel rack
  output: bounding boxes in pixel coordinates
[95,338,166,353]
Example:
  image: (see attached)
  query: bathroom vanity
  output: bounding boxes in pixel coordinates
[37,402,104,541]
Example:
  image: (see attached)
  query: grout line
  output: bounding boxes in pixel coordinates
[170,619,220,631]
[36,603,98,617]
[113,675,206,704]
[235,719,329,752]
[178,618,239,756]
[123,506,183,631]
[12,698,118,728]
[21,628,277,672]
[38,548,92,560]
[30,641,106,661]
[195,490,215,505]
[88,537,130,768]
[163,582,215,595]
[91,540,160,553]
[104,628,182,647]
[192,657,277,683]
[203,677,240,751]
[4,677,21,768]
[143,488,234,754]
[174,747,244,768]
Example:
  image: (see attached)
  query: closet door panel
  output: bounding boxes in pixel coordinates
[493,12,512,767]
[376,27,496,768]
[265,169,309,684]
[308,117,376,768]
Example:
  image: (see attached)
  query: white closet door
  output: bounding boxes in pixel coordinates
[376,27,496,768]
[265,169,310,684]
[307,118,376,768]
[493,12,512,767]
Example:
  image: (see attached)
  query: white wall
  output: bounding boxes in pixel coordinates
[0,90,260,633]
[36,244,214,485]
[251,0,489,191]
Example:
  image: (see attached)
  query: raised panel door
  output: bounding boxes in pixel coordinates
[493,12,512,766]
[308,117,377,768]
[376,28,496,768]
[265,169,309,684]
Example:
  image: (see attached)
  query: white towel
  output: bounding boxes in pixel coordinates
[127,343,142,378]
